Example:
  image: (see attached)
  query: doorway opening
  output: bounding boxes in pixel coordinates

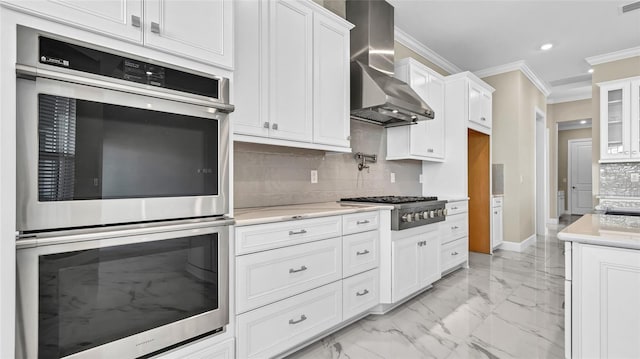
[556,118,593,221]
[535,108,548,235]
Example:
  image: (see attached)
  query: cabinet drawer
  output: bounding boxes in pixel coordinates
[441,237,468,273]
[446,201,468,215]
[343,230,379,277]
[236,238,342,313]
[440,214,468,244]
[169,338,234,359]
[237,281,342,359]
[343,269,379,320]
[235,216,342,255]
[342,211,379,235]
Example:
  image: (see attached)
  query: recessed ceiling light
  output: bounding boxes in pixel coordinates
[588,68,594,74]
[540,43,553,51]
[580,120,587,124]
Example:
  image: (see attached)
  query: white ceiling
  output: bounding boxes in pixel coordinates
[389,0,640,95]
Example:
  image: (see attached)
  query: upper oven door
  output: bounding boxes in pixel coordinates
[17,75,230,232]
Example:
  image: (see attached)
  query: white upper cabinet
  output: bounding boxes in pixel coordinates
[268,0,314,143]
[4,0,143,42]
[599,77,640,162]
[387,58,446,162]
[312,12,351,148]
[234,0,354,152]
[468,82,492,130]
[144,0,233,68]
[4,0,232,69]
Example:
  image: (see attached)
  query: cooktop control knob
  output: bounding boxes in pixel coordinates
[422,211,429,219]
[402,213,412,222]
[429,210,435,218]
[437,209,443,216]
[414,212,421,221]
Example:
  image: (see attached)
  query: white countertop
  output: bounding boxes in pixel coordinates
[558,214,640,250]
[439,196,470,202]
[234,202,394,226]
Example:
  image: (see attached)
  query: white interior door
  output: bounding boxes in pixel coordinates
[569,139,592,215]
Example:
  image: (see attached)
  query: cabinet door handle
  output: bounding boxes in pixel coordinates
[451,206,458,210]
[356,289,370,297]
[356,220,370,225]
[427,148,434,153]
[451,251,459,256]
[131,15,141,28]
[480,117,486,121]
[417,242,423,247]
[356,249,370,256]
[289,229,307,235]
[289,265,308,274]
[150,22,160,34]
[451,226,459,230]
[494,211,498,214]
[288,314,307,325]
[263,122,269,128]
[272,123,279,130]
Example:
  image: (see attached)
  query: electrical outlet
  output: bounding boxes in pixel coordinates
[310,170,318,184]
[632,173,640,183]
[390,172,396,183]
[419,174,423,183]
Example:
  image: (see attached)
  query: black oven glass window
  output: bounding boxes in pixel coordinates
[38,234,219,358]
[38,94,218,201]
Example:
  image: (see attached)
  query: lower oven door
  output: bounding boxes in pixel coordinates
[16,219,230,359]
[16,74,230,232]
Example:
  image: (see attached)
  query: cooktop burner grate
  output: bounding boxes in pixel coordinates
[340,196,438,204]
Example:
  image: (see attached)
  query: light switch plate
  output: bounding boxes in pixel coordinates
[419,174,423,183]
[390,172,396,183]
[310,170,318,184]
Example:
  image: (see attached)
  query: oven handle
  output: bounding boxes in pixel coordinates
[17,217,235,249]
[16,64,235,113]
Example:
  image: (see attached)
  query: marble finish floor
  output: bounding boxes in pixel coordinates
[288,229,566,359]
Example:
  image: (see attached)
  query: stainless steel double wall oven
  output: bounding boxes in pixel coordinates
[15,26,234,359]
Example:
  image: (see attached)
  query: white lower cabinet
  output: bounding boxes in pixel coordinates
[342,230,379,278]
[236,237,342,314]
[440,237,468,273]
[343,269,379,320]
[234,211,382,358]
[237,281,343,359]
[572,243,640,358]
[391,226,440,302]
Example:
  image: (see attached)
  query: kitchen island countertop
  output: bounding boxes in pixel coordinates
[234,202,394,227]
[558,213,640,250]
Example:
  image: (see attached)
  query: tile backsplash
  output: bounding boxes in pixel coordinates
[600,162,640,197]
[233,120,422,208]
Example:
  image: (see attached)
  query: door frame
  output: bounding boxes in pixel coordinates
[567,138,593,215]
[534,107,548,235]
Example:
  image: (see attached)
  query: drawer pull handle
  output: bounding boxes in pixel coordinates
[451,251,459,256]
[356,249,370,256]
[356,289,370,297]
[451,206,458,210]
[289,265,308,273]
[480,117,486,121]
[356,220,370,225]
[494,211,498,214]
[289,314,307,325]
[451,226,459,230]
[289,229,307,235]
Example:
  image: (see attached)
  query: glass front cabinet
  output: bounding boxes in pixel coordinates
[599,77,640,162]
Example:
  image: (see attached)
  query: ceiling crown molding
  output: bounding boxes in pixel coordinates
[474,61,552,97]
[585,46,640,66]
[547,85,593,104]
[394,27,462,75]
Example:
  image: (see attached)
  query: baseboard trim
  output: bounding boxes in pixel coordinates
[499,234,537,252]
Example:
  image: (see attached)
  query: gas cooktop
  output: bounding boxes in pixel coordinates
[340,196,438,204]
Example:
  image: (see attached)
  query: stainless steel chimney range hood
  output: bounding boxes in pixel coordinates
[347,0,435,127]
